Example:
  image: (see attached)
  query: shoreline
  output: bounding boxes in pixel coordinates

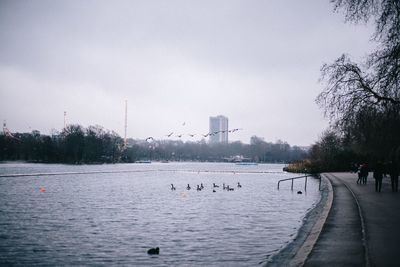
[264,174,333,266]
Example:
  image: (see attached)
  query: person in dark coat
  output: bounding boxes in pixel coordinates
[374,162,384,192]
[360,163,369,184]
[357,164,363,184]
[389,161,399,192]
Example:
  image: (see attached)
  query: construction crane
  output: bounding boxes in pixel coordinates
[124,100,128,148]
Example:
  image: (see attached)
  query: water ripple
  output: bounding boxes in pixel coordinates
[0,162,320,266]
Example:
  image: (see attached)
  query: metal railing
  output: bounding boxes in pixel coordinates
[277,174,321,191]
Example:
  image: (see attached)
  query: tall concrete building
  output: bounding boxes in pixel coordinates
[209,115,228,144]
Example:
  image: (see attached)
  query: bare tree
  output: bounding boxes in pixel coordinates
[318,0,400,125]
[312,0,400,164]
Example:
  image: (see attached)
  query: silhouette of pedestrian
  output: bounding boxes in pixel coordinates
[357,164,362,184]
[374,162,384,192]
[389,161,399,192]
[360,163,369,184]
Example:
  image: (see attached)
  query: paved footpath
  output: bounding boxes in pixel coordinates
[305,172,400,267]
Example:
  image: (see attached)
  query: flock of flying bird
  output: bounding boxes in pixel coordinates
[170,182,242,192]
[145,126,242,142]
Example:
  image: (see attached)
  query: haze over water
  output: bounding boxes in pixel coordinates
[0,162,320,266]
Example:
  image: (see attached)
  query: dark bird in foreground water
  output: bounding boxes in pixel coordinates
[297,191,303,194]
[147,247,160,255]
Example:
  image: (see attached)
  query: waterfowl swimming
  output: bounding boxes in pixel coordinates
[147,247,159,255]
[187,184,191,190]
[223,183,226,190]
[213,183,219,188]
[237,182,242,188]
[171,184,176,190]
[213,189,216,193]
[297,191,303,194]
[197,185,201,191]
[200,183,204,189]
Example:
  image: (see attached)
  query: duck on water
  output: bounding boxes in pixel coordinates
[147,247,159,255]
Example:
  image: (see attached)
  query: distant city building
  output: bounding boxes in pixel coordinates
[209,115,228,144]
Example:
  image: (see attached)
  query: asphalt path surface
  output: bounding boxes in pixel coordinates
[305,172,400,267]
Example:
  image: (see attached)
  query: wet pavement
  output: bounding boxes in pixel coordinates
[305,172,400,267]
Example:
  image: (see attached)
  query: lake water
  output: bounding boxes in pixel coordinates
[0,162,320,266]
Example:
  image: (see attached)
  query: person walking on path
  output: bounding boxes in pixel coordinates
[389,161,399,192]
[356,164,362,184]
[360,163,369,184]
[374,162,384,192]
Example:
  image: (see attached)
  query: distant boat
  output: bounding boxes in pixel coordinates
[224,155,252,163]
[235,162,258,166]
[135,160,152,164]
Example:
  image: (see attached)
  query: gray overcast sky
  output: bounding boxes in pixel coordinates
[0,0,374,146]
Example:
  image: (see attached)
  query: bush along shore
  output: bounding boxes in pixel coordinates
[284,160,324,174]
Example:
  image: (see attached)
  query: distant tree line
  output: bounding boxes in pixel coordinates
[0,125,124,164]
[296,0,400,173]
[0,125,308,164]
[123,135,307,163]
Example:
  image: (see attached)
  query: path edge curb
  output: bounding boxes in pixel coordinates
[288,174,334,267]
